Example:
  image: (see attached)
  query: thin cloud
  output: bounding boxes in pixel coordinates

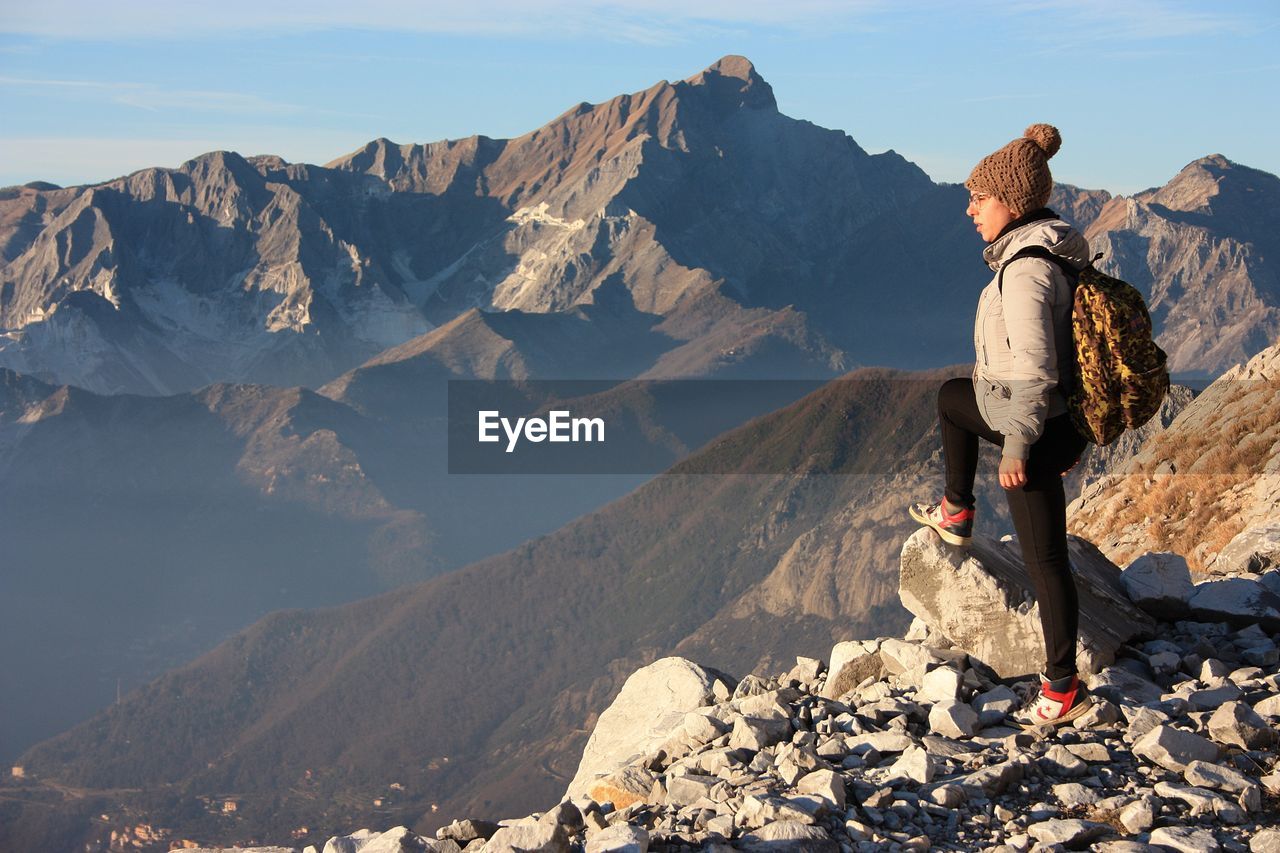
[0,75,378,119]
[0,0,892,42]
[958,93,1049,104]
[996,0,1255,42]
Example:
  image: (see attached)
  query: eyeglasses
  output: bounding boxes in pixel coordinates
[968,192,992,208]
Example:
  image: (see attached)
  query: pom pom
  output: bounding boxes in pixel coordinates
[1023,123,1061,159]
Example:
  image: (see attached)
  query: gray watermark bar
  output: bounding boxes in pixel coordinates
[446,375,1256,475]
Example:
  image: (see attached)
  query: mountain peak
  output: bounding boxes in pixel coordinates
[701,55,758,82]
[682,54,776,112]
[1142,153,1280,224]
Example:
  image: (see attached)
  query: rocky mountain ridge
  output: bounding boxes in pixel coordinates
[0,56,951,394]
[1085,155,1280,376]
[3,57,1276,394]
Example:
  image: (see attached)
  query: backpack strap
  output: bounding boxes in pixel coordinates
[996,245,1082,294]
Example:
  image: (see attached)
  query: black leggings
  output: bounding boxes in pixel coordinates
[938,377,1087,680]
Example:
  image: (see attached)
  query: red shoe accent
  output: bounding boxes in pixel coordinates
[1034,677,1080,722]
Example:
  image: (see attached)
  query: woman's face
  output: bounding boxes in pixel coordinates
[967,191,1016,243]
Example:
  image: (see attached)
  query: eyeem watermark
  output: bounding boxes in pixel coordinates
[447,378,830,474]
[478,410,605,453]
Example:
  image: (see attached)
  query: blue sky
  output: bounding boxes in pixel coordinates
[1,0,1277,194]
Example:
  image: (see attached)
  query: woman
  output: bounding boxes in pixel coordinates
[909,123,1092,728]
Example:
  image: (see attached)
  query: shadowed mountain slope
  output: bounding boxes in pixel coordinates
[9,368,967,849]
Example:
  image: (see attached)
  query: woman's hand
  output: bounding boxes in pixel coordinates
[999,456,1027,490]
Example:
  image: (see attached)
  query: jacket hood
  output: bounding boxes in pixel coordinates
[983,215,1091,272]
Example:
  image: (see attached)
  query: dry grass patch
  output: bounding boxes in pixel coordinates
[1072,381,1280,570]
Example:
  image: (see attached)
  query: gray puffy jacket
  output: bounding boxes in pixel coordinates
[973,215,1091,460]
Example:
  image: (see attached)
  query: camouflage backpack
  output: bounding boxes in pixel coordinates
[999,246,1170,445]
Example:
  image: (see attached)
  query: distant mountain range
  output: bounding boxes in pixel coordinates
[3,56,1275,394]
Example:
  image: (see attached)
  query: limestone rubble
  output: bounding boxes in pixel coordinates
[216,530,1280,853]
[292,577,1280,853]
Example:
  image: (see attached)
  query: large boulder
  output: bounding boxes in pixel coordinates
[899,530,1155,678]
[1187,576,1280,631]
[322,828,429,853]
[567,658,731,799]
[1120,552,1194,619]
[1211,522,1280,574]
[483,822,569,853]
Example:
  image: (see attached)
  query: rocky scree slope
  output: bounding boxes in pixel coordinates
[1069,343,1280,573]
[183,546,1280,853]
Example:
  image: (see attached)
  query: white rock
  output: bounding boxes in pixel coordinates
[1051,782,1098,808]
[1213,521,1280,574]
[1118,797,1153,833]
[1149,826,1221,853]
[1185,683,1242,710]
[567,658,722,798]
[586,766,657,810]
[484,822,569,853]
[664,774,717,807]
[1063,742,1110,763]
[1088,666,1165,705]
[958,756,1026,797]
[971,684,1018,727]
[889,746,936,785]
[1025,819,1111,848]
[1188,576,1280,631]
[919,666,963,703]
[1040,745,1088,778]
[821,644,882,700]
[899,530,1153,678]
[1071,697,1121,728]
[927,783,967,807]
[928,699,978,738]
[787,657,824,685]
[1251,828,1280,853]
[905,617,931,642]
[585,824,648,853]
[1201,658,1232,680]
[1184,760,1262,810]
[1154,780,1245,823]
[332,828,428,853]
[879,639,937,675]
[796,769,846,811]
[682,711,728,745]
[1148,650,1181,676]
[1132,724,1219,772]
[1120,551,1193,618]
[847,731,914,754]
[741,820,838,853]
[729,715,792,751]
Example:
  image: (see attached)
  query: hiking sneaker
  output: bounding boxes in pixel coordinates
[908,499,974,546]
[1013,673,1092,729]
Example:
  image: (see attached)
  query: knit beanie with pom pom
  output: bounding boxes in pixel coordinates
[965,123,1061,216]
